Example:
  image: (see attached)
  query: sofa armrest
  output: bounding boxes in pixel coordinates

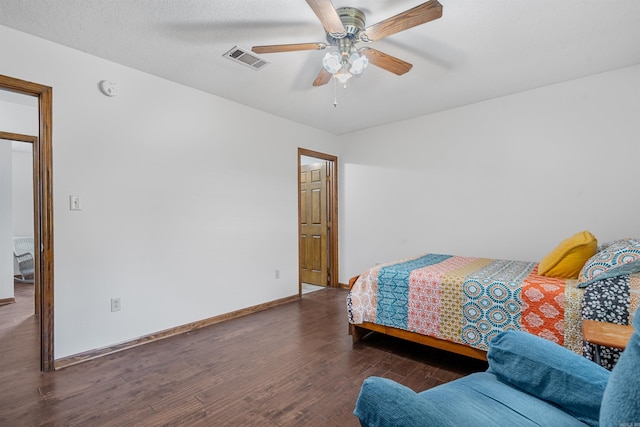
[600,312,640,426]
[487,330,609,427]
[354,377,457,427]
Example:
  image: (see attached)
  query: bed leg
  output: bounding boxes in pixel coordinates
[349,324,368,344]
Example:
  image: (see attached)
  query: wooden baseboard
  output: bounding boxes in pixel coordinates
[54,294,301,370]
[338,282,350,289]
[0,297,16,306]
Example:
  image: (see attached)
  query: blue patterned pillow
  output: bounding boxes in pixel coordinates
[597,238,630,253]
[577,238,640,288]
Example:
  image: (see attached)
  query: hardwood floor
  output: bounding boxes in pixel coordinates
[0,283,487,426]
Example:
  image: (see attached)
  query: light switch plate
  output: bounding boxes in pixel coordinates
[69,195,82,211]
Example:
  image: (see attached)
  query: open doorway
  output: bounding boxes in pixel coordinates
[1,89,36,313]
[0,137,38,371]
[1,139,35,301]
[298,148,338,295]
[0,74,54,372]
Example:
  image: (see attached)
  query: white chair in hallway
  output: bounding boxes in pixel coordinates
[13,236,35,283]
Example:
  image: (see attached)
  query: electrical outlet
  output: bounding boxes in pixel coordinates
[110,298,121,312]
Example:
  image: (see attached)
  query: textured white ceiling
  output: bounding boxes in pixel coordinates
[1,0,639,135]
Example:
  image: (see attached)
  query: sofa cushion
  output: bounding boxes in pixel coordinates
[354,374,587,427]
[487,330,609,427]
[418,372,588,427]
[354,376,457,427]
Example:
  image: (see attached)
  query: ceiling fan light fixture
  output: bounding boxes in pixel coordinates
[322,51,342,74]
[334,64,353,85]
[349,52,368,75]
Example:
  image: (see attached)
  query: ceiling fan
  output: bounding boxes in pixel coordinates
[251,0,443,87]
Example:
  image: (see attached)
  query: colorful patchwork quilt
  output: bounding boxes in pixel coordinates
[347,254,585,353]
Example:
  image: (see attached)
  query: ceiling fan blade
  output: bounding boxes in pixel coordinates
[361,48,413,75]
[305,0,346,38]
[313,68,333,87]
[362,0,443,42]
[252,42,327,54]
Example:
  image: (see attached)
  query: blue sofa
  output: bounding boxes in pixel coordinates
[355,313,640,426]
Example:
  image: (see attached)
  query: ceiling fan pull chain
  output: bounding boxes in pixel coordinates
[333,76,338,108]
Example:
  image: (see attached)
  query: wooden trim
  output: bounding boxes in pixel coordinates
[55,294,301,369]
[0,131,38,144]
[338,282,350,289]
[38,84,54,372]
[297,148,339,290]
[350,322,488,361]
[0,74,55,372]
[0,297,16,306]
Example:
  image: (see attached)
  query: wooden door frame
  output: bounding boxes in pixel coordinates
[0,74,55,372]
[298,148,338,291]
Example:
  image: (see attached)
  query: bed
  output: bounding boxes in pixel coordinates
[347,234,640,364]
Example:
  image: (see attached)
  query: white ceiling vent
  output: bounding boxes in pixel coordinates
[223,46,269,71]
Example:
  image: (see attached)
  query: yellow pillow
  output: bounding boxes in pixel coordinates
[538,231,597,279]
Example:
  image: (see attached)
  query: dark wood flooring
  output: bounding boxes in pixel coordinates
[0,283,487,426]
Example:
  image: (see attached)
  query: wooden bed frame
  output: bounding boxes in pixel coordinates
[348,275,488,361]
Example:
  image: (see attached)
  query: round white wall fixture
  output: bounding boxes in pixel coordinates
[99,80,119,97]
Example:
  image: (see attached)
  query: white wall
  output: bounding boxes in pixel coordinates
[0,143,13,299]
[0,25,340,358]
[340,64,640,281]
[12,147,34,238]
[0,92,39,135]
